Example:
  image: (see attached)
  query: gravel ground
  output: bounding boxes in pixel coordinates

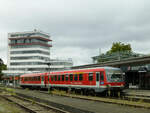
[13,88,150,113]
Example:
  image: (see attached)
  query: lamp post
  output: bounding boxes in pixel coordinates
[13,73,16,88]
[46,61,51,93]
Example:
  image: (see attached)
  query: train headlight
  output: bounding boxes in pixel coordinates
[121,84,124,87]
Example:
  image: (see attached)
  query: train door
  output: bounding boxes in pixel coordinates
[41,75,45,86]
[100,72,104,85]
[96,72,100,87]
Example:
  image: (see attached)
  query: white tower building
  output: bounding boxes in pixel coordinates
[5,30,52,76]
[3,30,73,79]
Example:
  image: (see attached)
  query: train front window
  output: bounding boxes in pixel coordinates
[111,74,122,79]
[106,69,123,82]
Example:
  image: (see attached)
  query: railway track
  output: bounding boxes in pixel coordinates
[0,95,69,113]
[1,85,150,103]
[1,86,150,110]
[0,87,94,113]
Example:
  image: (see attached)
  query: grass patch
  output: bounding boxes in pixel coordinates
[0,97,22,113]
[0,87,16,95]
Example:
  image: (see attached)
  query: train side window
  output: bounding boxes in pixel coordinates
[66,74,69,81]
[62,75,65,81]
[38,76,40,81]
[100,72,104,81]
[79,74,83,81]
[74,74,78,81]
[89,73,93,81]
[58,75,61,81]
[55,75,57,81]
[70,74,73,81]
[51,76,53,81]
[48,76,50,81]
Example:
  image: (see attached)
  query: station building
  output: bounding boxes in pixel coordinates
[2,30,73,85]
[72,51,150,89]
[92,51,150,89]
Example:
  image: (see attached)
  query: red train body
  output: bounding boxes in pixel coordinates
[20,67,125,93]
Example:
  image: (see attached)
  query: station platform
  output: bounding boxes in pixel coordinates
[124,89,150,97]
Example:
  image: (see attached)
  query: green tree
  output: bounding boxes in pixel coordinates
[0,58,7,80]
[107,42,132,54]
[97,42,132,63]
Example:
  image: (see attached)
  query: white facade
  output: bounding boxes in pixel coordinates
[3,30,73,76]
[3,30,52,76]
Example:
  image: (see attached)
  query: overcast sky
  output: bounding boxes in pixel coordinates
[0,0,150,66]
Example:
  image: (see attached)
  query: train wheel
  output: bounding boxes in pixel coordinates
[89,90,95,96]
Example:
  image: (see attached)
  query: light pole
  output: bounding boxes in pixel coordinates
[46,61,51,93]
[13,74,16,88]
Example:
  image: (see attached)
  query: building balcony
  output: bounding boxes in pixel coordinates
[10,53,50,58]
[10,59,46,63]
[9,42,52,47]
[9,36,52,42]
[10,47,50,53]
[2,70,26,75]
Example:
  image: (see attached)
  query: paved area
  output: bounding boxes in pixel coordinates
[124,89,150,97]
[14,88,150,113]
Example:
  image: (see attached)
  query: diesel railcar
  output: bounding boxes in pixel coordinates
[20,67,125,93]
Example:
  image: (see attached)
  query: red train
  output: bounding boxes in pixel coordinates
[20,67,125,93]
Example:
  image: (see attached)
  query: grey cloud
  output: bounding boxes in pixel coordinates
[0,0,150,65]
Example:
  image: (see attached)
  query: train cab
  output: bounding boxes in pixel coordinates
[104,68,125,91]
